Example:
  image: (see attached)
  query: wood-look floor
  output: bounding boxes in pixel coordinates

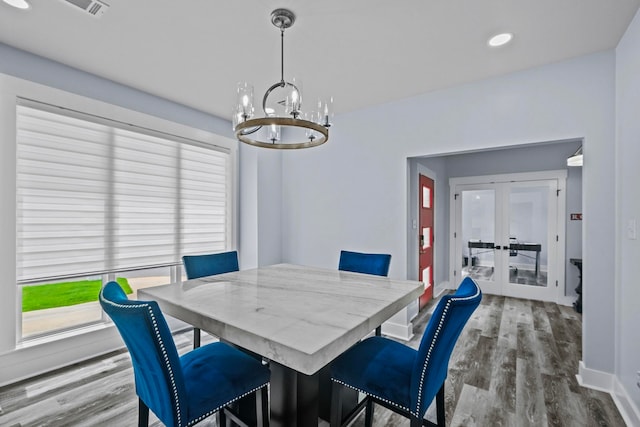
[0,294,626,427]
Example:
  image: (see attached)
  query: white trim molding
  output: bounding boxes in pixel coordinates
[612,378,640,427]
[381,304,417,341]
[0,72,239,386]
[577,361,640,426]
[557,295,577,307]
[577,360,614,392]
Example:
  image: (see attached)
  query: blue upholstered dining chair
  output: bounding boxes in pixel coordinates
[339,250,392,335]
[182,250,239,280]
[338,250,391,277]
[100,281,270,427]
[182,250,239,348]
[329,276,482,427]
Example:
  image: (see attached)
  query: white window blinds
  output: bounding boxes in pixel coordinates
[16,101,230,282]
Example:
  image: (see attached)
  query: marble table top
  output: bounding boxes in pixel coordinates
[138,263,423,375]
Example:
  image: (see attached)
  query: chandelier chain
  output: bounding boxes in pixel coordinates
[280,28,285,86]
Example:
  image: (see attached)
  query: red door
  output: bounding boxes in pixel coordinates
[418,174,434,309]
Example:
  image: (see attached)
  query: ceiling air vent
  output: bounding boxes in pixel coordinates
[63,0,109,18]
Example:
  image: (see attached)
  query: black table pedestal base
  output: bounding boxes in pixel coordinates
[269,361,357,427]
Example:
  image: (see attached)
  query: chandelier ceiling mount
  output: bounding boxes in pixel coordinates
[270,8,295,30]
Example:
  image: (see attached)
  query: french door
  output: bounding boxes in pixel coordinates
[450,172,565,302]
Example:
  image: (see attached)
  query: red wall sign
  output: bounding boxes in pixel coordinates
[570,213,583,220]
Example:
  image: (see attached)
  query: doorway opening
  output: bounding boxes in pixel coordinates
[406,139,582,307]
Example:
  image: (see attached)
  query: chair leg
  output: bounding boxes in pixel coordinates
[410,416,422,427]
[330,381,343,427]
[364,398,374,427]
[375,326,382,336]
[193,327,201,349]
[218,406,227,427]
[256,385,269,427]
[436,382,445,427]
[138,398,149,427]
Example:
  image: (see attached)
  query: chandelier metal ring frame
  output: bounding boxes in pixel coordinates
[236,117,328,149]
[233,8,333,149]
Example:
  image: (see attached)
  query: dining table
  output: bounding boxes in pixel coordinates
[138,263,424,427]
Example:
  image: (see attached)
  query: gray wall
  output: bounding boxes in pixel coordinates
[281,51,616,377]
[0,43,230,137]
[417,140,583,297]
[615,7,640,413]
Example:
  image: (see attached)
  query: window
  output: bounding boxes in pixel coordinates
[16,99,233,340]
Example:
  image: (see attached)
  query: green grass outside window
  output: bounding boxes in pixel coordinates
[22,278,133,312]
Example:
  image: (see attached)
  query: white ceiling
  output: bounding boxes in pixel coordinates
[1,1,638,119]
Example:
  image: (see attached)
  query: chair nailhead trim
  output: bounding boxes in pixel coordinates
[186,383,269,427]
[100,292,183,426]
[332,285,482,418]
[101,289,270,427]
[414,284,481,416]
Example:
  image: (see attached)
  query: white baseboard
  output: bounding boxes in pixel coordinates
[433,288,447,298]
[613,377,640,427]
[0,328,124,387]
[577,361,640,426]
[557,295,577,307]
[577,360,614,392]
[432,280,454,300]
[381,320,414,341]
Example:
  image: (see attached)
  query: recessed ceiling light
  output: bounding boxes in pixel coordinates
[3,0,30,9]
[488,33,513,47]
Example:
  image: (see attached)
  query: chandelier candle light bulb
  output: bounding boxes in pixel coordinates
[242,95,250,114]
[321,97,334,127]
[232,8,332,149]
[268,124,281,143]
[236,82,254,119]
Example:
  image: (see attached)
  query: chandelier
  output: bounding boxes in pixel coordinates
[233,8,333,149]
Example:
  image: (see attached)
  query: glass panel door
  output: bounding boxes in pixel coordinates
[453,177,560,302]
[460,187,501,295]
[507,184,549,287]
[502,180,558,301]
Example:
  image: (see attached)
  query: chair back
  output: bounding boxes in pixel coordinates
[410,277,482,417]
[100,281,187,426]
[182,250,239,280]
[338,250,391,276]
